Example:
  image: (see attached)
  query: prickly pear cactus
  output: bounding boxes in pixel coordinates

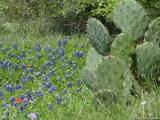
[87,18,111,55]
[93,89,118,107]
[80,67,97,92]
[112,0,149,40]
[111,33,134,64]
[136,42,160,80]
[145,17,160,46]
[86,47,104,70]
[95,56,133,95]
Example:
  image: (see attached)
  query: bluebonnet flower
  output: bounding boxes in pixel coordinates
[26,75,32,80]
[17,55,23,60]
[75,88,81,93]
[20,77,26,84]
[42,74,49,81]
[76,79,81,86]
[44,81,52,89]
[74,51,84,58]
[20,106,24,112]
[48,104,53,110]
[27,68,34,74]
[65,74,70,80]
[72,64,77,69]
[48,54,53,59]
[0,90,3,99]
[48,86,56,93]
[2,61,7,68]
[51,57,57,64]
[35,44,41,51]
[12,102,17,107]
[58,49,65,56]
[60,64,65,69]
[15,84,22,90]
[55,96,61,104]
[62,89,67,94]
[68,59,73,64]
[26,90,32,100]
[35,53,41,59]
[6,47,10,52]
[44,45,52,52]
[35,70,43,77]
[57,54,61,59]
[57,76,62,82]
[28,113,37,120]
[67,82,73,88]
[20,94,25,100]
[6,85,14,92]
[61,58,65,62]
[7,61,12,68]
[3,83,8,88]
[5,110,9,116]
[10,53,16,57]
[2,102,7,108]
[21,63,26,71]
[33,91,43,97]
[57,40,62,46]
[13,43,18,50]
[9,97,15,103]
[54,48,59,53]
[14,64,19,70]
[46,61,52,66]
[62,39,67,46]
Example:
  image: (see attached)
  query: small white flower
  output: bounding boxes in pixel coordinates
[141,101,147,106]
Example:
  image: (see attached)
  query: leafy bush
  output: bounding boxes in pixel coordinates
[136,0,160,18]
[78,0,119,22]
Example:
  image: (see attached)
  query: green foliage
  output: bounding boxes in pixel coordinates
[87,18,111,55]
[112,0,150,40]
[78,0,119,22]
[145,17,160,46]
[0,0,8,15]
[136,0,160,18]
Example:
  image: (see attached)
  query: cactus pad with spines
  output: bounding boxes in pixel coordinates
[112,0,149,40]
[87,18,111,55]
[86,47,104,70]
[80,67,97,92]
[93,89,118,107]
[145,17,160,46]
[111,33,134,64]
[95,56,133,95]
[136,42,160,80]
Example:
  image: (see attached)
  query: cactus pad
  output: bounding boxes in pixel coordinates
[93,89,118,107]
[95,56,133,95]
[86,47,104,70]
[111,33,134,64]
[136,42,160,80]
[80,67,97,92]
[112,0,149,40]
[145,17,160,46]
[87,18,111,55]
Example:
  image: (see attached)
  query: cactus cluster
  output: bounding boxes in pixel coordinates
[81,0,160,107]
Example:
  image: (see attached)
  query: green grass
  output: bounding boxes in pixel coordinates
[0,31,159,120]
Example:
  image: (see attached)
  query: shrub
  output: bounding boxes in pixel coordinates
[136,0,160,18]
